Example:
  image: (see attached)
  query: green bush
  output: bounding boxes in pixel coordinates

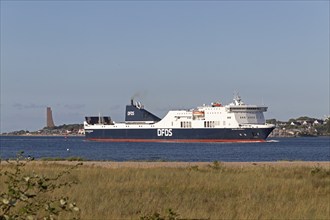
[0,152,81,220]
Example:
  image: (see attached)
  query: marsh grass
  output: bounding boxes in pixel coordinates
[1,162,329,219]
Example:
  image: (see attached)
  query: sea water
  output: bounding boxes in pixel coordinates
[0,136,329,162]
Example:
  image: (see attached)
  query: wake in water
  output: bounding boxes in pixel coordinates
[267,140,280,143]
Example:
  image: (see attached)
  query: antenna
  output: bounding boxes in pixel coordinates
[233,91,240,100]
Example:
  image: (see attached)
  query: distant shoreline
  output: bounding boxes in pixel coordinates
[0,134,84,137]
[8,161,329,169]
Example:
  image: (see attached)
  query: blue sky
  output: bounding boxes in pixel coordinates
[1,1,329,132]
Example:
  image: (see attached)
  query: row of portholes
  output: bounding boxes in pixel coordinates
[239,132,260,137]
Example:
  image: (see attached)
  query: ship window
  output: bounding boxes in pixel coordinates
[181,121,192,128]
[203,121,216,128]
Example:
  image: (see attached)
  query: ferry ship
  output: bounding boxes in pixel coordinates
[84,95,275,142]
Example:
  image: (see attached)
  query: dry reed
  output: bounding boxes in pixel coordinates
[1,162,329,219]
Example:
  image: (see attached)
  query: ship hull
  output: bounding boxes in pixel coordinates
[85,127,274,143]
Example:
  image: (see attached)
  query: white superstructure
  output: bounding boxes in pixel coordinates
[155,95,271,129]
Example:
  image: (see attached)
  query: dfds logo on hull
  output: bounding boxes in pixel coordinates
[157,129,173,137]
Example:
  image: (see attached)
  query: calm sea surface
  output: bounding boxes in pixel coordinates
[0,136,329,162]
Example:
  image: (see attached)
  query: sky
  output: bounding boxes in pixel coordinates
[0,1,329,133]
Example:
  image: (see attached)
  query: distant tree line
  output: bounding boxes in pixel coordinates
[44,124,83,131]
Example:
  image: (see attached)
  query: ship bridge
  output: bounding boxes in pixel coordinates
[226,106,268,113]
[225,94,267,113]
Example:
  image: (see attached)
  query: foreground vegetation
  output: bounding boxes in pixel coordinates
[1,161,329,219]
[0,154,81,219]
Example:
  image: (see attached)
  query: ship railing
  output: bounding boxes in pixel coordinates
[239,123,269,128]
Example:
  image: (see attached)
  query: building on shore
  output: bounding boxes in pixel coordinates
[46,107,55,128]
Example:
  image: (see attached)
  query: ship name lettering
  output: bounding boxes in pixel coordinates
[127,111,135,116]
[157,129,172,137]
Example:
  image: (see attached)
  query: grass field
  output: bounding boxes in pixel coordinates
[1,161,329,219]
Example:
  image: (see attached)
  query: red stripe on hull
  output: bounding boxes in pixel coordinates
[86,138,266,143]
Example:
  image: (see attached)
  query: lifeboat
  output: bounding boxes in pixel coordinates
[212,102,222,107]
[193,110,205,116]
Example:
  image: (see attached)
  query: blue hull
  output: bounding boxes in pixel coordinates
[85,127,274,143]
